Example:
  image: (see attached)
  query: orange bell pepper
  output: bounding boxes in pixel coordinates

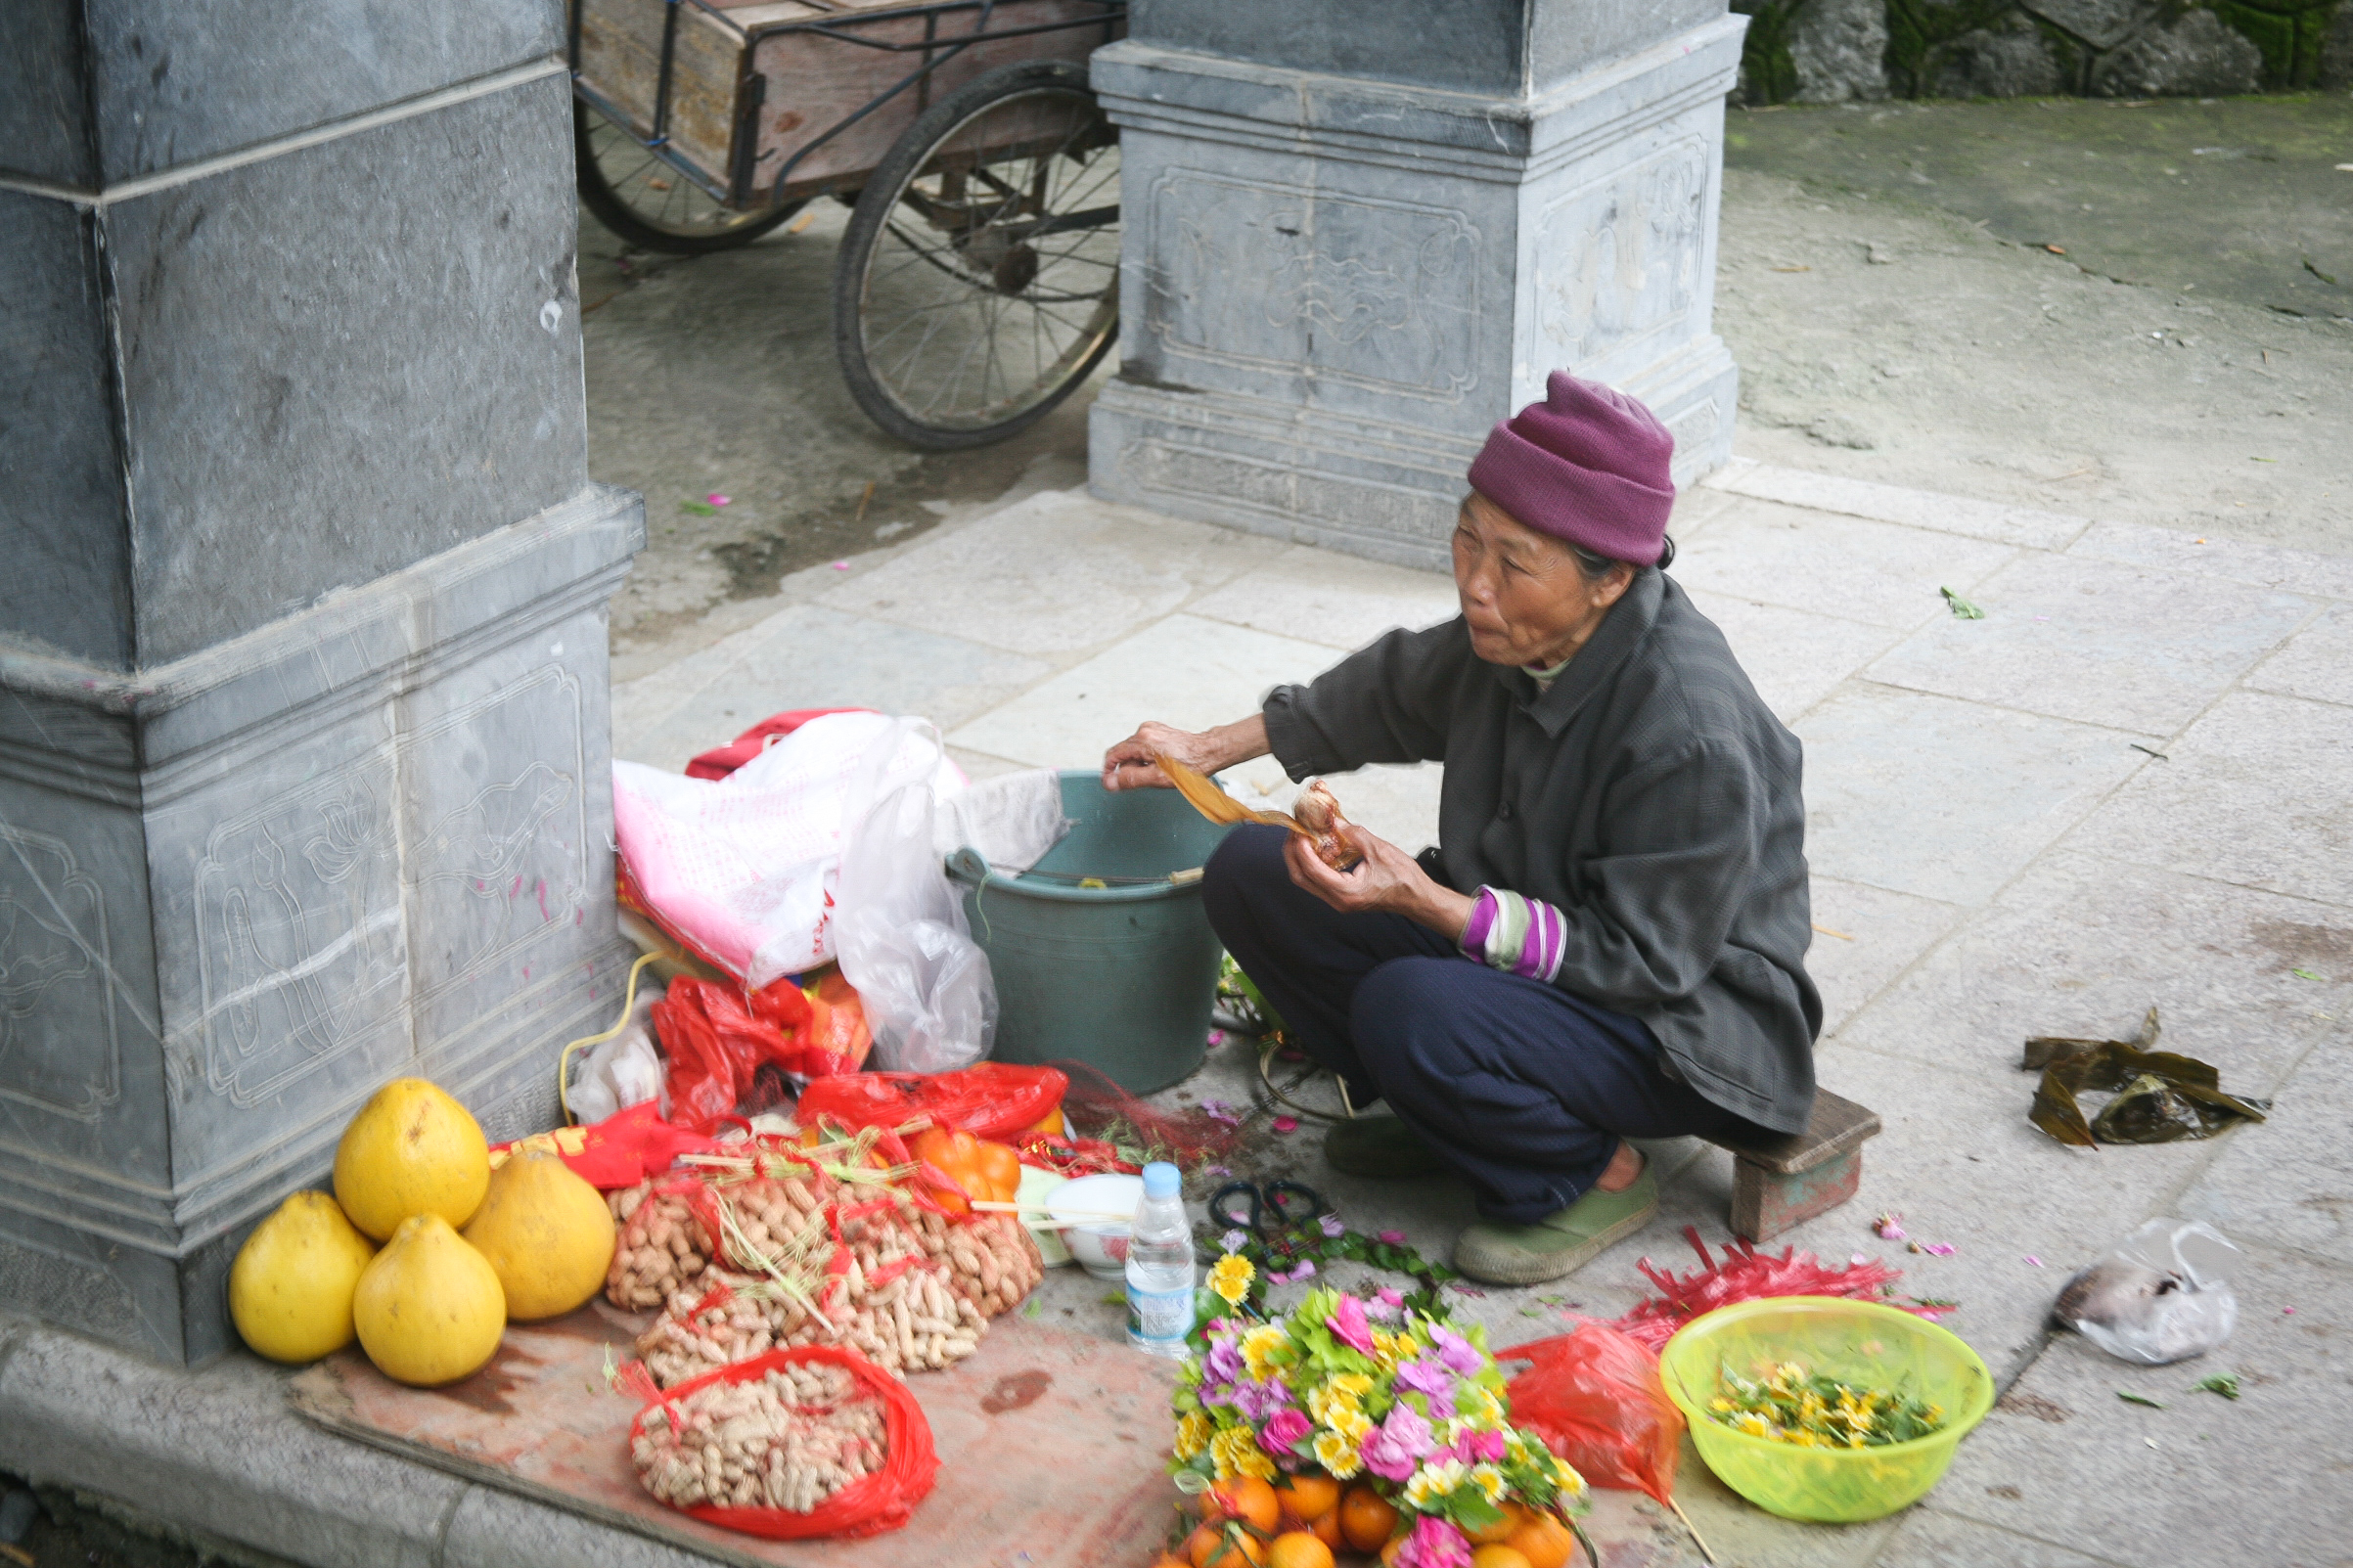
[911,1127,1020,1205]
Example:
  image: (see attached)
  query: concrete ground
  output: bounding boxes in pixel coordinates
[1716,95,2353,557]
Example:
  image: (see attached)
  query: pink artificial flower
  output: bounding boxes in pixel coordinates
[1358,1402,1437,1482]
[1377,1286,1405,1309]
[1394,1513,1472,1568]
[1874,1212,1906,1241]
[1428,1324,1485,1375]
[1320,1213,1346,1238]
[1454,1428,1508,1464]
[1259,1409,1313,1455]
[1327,1292,1376,1356]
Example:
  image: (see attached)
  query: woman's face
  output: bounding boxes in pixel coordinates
[1451,491,1635,669]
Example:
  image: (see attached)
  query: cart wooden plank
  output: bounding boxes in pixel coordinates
[573,0,1118,206]
[289,1301,1178,1568]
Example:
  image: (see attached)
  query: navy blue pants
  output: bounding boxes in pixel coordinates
[1203,825,1745,1223]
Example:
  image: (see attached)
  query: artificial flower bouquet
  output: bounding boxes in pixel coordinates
[1168,1255,1590,1568]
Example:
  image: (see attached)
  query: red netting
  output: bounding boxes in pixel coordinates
[1048,1058,1244,1169]
[628,1344,937,1540]
[1606,1227,1954,1352]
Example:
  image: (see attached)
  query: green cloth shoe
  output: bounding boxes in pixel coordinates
[1452,1165,1658,1285]
[1323,1114,1449,1179]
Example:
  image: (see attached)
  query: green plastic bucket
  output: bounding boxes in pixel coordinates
[947,771,1234,1093]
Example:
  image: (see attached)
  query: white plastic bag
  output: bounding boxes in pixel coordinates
[566,980,668,1125]
[611,712,965,985]
[835,731,999,1073]
[2054,1218,2241,1366]
[933,767,1068,872]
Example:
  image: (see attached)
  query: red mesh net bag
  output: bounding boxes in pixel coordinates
[1608,1226,1951,1351]
[625,1344,937,1540]
[1498,1319,1683,1505]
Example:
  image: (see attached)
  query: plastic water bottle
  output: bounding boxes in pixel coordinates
[1125,1161,1196,1357]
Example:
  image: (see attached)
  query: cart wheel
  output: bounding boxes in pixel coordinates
[835,62,1120,450]
[574,101,804,255]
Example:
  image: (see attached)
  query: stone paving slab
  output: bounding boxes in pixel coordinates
[2063,690,2353,911]
[1669,499,2020,632]
[1860,554,2317,737]
[1790,686,2150,905]
[2245,601,2353,708]
[1917,1242,2353,1566]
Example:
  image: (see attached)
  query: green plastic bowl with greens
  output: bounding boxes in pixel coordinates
[1658,1296,1995,1522]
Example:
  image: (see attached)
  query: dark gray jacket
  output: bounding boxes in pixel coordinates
[1261,569,1821,1133]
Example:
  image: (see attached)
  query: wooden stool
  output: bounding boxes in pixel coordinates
[1700,1089,1882,1243]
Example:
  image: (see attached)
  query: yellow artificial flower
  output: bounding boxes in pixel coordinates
[1240,1324,1289,1381]
[1314,1428,1364,1480]
[1208,1254,1254,1306]
[1330,1372,1376,1401]
[1470,1464,1508,1503]
[1551,1456,1588,1501]
[1403,1459,1467,1510]
[1174,1412,1212,1460]
[1328,1406,1374,1446]
[1732,1411,1775,1440]
[1211,1424,1276,1481]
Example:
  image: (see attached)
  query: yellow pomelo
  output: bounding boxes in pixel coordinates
[334,1078,490,1240]
[352,1213,507,1386]
[463,1148,616,1321]
[228,1189,377,1364]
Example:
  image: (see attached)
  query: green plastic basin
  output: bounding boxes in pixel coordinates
[947,771,1235,1093]
[1658,1296,1996,1522]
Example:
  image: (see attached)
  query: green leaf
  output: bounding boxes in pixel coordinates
[2291,968,2325,981]
[2117,1390,2165,1409]
[680,499,719,515]
[2194,1373,2240,1401]
[1940,586,1985,619]
[1446,1492,1509,1532]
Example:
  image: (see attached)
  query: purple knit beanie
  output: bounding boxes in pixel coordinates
[1466,371,1676,565]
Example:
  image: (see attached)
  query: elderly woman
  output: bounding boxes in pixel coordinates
[1102,373,1820,1285]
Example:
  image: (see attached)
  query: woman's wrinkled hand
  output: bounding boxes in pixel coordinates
[1101,721,1204,791]
[1283,824,1473,941]
[1101,714,1271,792]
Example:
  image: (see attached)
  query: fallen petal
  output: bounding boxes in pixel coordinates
[1379,1230,1407,1244]
[1272,1116,1299,1134]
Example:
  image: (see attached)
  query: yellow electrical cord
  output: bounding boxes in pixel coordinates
[558,950,661,1126]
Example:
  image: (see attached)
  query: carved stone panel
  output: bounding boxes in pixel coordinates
[0,826,118,1123]
[1533,136,1711,379]
[1145,169,1487,410]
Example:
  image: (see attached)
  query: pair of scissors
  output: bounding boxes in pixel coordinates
[1207,1179,1331,1261]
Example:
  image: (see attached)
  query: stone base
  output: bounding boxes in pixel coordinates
[0,485,644,1366]
[1088,21,1743,566]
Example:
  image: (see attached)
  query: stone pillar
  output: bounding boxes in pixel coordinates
[0,4,642,1364]
[1088,0,1745,568]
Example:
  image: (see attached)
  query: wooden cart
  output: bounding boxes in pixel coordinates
[570,0,1126,448]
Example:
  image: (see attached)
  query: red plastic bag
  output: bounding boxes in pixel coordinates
[653,982,739,1135]
[1499,1319,1684,1506]
[685,706,874,781]
[794,1062,1066,1142]
[655,975,873,1133]
[627,1344,937,1539]
[488,1101,726,1189]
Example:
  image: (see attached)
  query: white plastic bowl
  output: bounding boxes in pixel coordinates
[1047,1173,1145,1281]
